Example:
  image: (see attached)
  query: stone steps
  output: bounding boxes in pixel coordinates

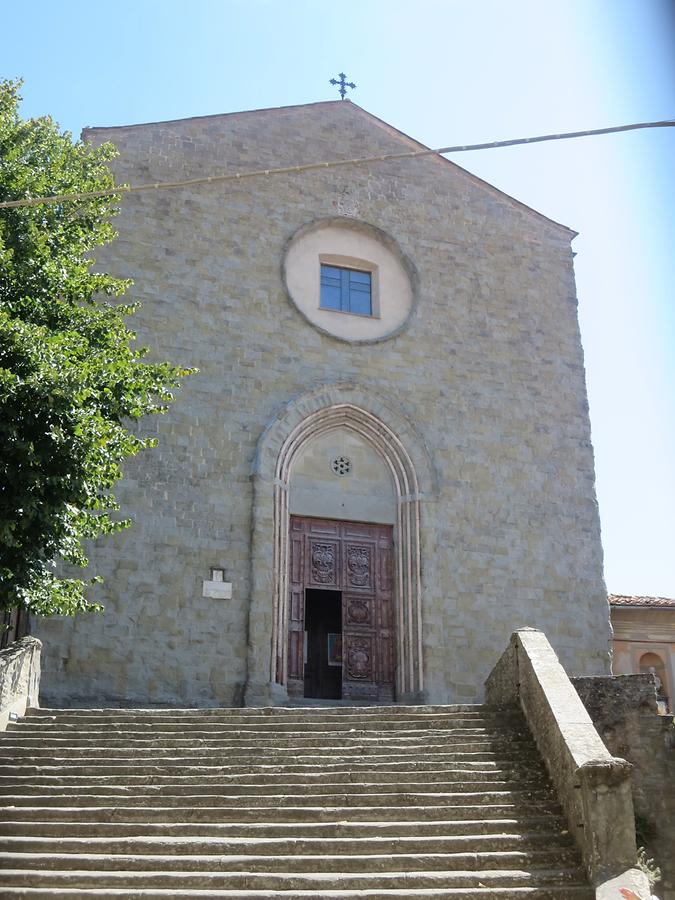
[0,800,561,821]
[5,733,526,746]
[0,887,596,899]
[0,741,540,766]
[20,704,491,717]
[1,716,522,726]
[0,783,551,808]
[6,717,514,724]
[0,769,542,787]
[0,772,537,789]
[0,765,546,786]
[0,733,530,749]
[16,713,505,727]
[0,869,590,890]
[0,704,591,897]
[0,765,548,780]
[0,848,577,873]
[0,759,537,774]
[0,819,572,839]
[0,788,557,808]
[0,748,542,767]
[0,743,532,757]
[1,831,576,854]
[0,777,546,795]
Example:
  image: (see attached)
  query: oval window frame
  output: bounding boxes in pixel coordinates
[282,217,418,344]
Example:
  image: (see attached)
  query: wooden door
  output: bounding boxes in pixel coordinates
[288,516,395,701]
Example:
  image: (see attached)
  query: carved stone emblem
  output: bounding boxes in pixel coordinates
[311,542,335,584]
[347,639,372,680]
[347,599,370,624]
[347,545,370,587]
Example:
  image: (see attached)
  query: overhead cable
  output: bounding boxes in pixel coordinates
[0,118,673,211]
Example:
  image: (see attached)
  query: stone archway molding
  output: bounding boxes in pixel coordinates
[245,383,437,706]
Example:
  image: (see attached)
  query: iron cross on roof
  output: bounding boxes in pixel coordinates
[330,72,356,100]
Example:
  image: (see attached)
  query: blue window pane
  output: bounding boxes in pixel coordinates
[320,284,342,310]
[350,270,371,284]
[348,269,372,315]
[321,265,343,281]
[320,265,343,309]
[348,287,372,316]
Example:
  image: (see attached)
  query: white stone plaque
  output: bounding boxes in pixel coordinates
[202,580,232,599]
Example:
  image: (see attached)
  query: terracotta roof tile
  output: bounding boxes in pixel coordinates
[609,594,675,609]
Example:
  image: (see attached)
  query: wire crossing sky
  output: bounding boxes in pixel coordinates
[3,0,675,595]
[2,118,674,210]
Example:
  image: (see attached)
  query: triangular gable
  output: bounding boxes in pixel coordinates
[342,102,576,238]
[84,99,576,238]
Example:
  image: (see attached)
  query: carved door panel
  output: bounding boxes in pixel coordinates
[342,595,377,701]
[307,537,340,590]
[341,522,394,702]
[341,529,377,701]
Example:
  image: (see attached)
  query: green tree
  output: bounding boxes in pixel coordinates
[0,80,192,618]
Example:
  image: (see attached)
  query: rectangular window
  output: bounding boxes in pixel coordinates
[320,264,372,316]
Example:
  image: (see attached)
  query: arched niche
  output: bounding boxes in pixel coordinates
[638,651,669,702]
[246,383,436,705]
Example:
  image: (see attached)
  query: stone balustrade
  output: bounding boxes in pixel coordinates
[0,636,41,731]
[486,627,652,899]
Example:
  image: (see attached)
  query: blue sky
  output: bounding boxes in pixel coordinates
[4,0,675,595]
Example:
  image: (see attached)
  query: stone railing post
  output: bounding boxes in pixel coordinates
[485,627,652,900]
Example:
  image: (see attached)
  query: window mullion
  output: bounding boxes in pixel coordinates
[340,268,351,312]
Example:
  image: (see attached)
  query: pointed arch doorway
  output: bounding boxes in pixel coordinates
[247,386,434,706]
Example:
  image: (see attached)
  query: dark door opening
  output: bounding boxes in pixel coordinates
[304,589,342,700]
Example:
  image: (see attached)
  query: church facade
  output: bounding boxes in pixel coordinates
[35,101,611,706]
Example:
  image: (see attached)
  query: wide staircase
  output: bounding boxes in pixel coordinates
[0,704,593,898]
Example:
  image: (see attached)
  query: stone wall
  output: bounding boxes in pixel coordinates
[35,100,610,706]
[574,674,675,900]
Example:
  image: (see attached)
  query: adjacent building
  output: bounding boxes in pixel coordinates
[611,594,675,713]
